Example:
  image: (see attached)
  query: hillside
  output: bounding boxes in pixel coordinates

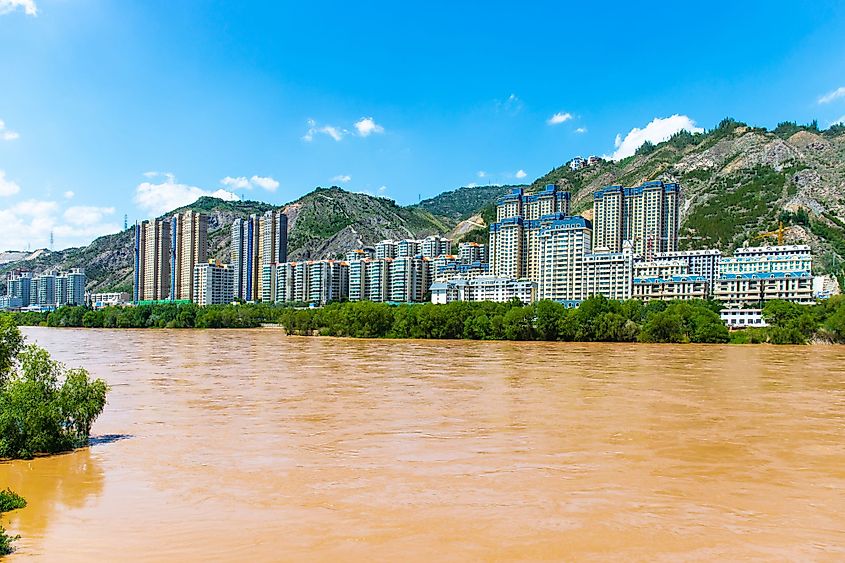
[530,119,845,277]
[0,188,451,293]
[414,184,516,222]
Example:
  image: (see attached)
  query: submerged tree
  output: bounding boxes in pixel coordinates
[0,315,109,460]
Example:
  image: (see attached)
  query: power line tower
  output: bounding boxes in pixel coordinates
[124,214,128,231]
[49,231,54,250]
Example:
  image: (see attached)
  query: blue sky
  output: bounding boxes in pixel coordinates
[2,0,845,250]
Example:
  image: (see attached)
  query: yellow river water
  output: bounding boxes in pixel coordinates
[1,327,845,561]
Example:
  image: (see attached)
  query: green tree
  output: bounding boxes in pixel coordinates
[0,327,109,459]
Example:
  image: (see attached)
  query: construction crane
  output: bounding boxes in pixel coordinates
[754,222,786,245]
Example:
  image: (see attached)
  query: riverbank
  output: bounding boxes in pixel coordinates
[6,295,845,344]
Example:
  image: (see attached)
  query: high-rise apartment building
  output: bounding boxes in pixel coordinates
[3,269,86,310]
[489,184,571,281]
[458,242,488,264]
[171,211,208,301]
[396,239,420,258]
[258,210,288,297]
[538,216,592,302]
[134,213,206,303]
[134,219,171,302]
[421,235,452,258]
[388,256,430,303]
[272,260,348,305]
[193,262,234,305]
[376,240,397,259]
[2,271,32,309]
[231,215,260,302]
[592,181,680,259]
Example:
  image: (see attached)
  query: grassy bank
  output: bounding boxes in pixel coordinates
[7,296,845,344]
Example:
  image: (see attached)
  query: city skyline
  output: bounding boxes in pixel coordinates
[3,1,845,250]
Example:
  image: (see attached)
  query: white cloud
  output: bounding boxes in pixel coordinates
[0,189,119,251]
[220,175,279,192]
[250,175,279,192]
[0,119,19,141]
[143,170,159,178]
[63,205,115,226]
[547,112,573,125]
[63,190,75,199]
[0,199,120,250]
[378,186,387,194]
[221,176,251,190]
[302,119,346,142]
[332,174,352,183]
[818,87,845,104]
[0,170,21,197]
[354,117,384,137]
[0,0,37,16]
[610,114,703,160]
[515,169,527,179]
[477,170,487,178]
[575,127,588,134]
[135,173,239,216]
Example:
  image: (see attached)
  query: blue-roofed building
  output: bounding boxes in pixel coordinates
[489,184,571,282]
[592,180,681,259]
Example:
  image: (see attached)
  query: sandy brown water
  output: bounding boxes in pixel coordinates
[1,327,845,561]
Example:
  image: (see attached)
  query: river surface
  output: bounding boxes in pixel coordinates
[1,328,845,561]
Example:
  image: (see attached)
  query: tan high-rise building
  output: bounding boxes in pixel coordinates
[134,212,207,303]
[133,218,171,302]
[172,211,208,301]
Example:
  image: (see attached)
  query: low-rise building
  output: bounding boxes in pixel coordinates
[430,276,536,305]
[714,271,814,307]
[633,275,709,302]
[88,292,132,309]
[720,308,768,329]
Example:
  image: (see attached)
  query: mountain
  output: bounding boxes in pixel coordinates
[3,118,844,293]
[1,187,452,293]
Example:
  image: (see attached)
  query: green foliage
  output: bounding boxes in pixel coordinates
[0,525,19,556]
[773,120,819,139]
[0,325,109,459]
[825,123,845,137]
[416,185,513,222]
[0,490,26,513]
[0,315,24,383]
[640,301,728,343]
[680,165,786,249]
[635,140,656,156]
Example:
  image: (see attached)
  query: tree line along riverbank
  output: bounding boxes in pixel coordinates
[6,296,845,344]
